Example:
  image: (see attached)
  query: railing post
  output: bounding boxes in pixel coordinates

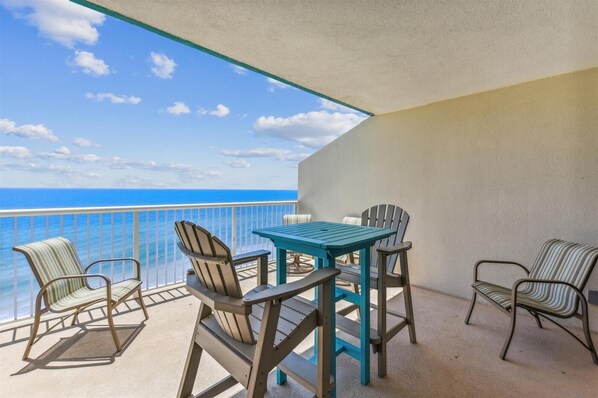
[133,211,140,262]
[231,206,237,255]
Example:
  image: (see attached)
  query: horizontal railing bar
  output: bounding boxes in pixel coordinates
[0,200,297,323]
[0,200,298,217]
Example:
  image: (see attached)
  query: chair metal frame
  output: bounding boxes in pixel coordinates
[465,244,598,365]
[14,241,149,360]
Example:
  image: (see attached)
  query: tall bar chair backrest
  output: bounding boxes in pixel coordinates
[362,204,410,274]
[174,221,256,344]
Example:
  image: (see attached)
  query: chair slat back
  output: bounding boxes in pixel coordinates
[525,239,598,316]
[13,237,86,307]
[342,216,362,226]
[362,204,410,274]
[174,221,255,345]
[283,214,312,225]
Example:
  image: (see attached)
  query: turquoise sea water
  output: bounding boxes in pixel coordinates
[0,188,297,209]
[0,188,297,321]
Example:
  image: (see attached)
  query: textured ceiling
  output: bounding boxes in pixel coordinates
[77,1,598,115]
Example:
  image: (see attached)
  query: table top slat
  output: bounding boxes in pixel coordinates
[253,221,395,250]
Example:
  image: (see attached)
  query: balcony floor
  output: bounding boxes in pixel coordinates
[1,266,596,398]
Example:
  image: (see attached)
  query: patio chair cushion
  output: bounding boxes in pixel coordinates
[50,279,142,312]
[14,237,86,306]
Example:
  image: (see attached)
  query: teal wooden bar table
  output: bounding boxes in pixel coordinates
[253,221,396,396]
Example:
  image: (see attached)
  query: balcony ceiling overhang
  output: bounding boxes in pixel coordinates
[75,1,598,115]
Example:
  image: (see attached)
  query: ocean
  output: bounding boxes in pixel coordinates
[0,188,297,321]
[0,188,297,209]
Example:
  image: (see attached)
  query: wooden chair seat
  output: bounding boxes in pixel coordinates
[338,264,402,289]
[199,288,318,380]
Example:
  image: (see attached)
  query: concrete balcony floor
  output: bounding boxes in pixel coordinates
[1,265,596,398]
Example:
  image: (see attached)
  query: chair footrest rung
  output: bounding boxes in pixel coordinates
[194,375,237,398]
[278,351,334,394]
[335,314,381,344]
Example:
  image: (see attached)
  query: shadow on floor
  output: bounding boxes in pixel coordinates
[12,323,145,375]
[0,284,189,349]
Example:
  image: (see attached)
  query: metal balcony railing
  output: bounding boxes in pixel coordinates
[0,200,298,323]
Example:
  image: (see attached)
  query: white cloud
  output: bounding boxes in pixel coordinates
[1,0,105,48]
[226,159,251,168]
[198,104,230,118]
[0,160,102,179]
[253,110,367,148]
[166,101,191,115]
[72,137,99,147]
[150,52,176,79]
[266,77,290,92]
[220,147,309,161]
[54,146,70,155]
[106,156,157,170]
[211,104,230,117]
[85,92,141,104]
[0,118,59,141]
[38,150,100,163]
[69,50,110,76]
[113,176,169,188]
[0,146,32,159]
[231,65,247,75]
[318,98,360,114]
[73,154,102,163]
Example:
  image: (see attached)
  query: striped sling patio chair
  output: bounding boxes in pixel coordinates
[465,239,598,364]
[283,214,314,274]
[14,237,149,360]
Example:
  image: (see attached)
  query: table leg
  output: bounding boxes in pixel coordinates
[324,255,337,397]
[360,247,371,385]
[276,247,287,385]
[313,257,324,360]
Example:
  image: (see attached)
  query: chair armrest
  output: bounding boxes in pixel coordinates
[186,274,250,315]
[86,258,141,279]
[377,241,412,255]
[242,268,340,306]
[233,249,270,285]
[473,260,529,282]
[232,250,270,265]
[41,274,111,291]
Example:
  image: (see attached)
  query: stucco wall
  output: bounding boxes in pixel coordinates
[298,68,598,330]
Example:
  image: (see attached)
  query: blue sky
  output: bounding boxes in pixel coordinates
[0,0,366,189]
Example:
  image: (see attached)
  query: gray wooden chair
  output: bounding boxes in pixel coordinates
[175,221,339,398]
[13,237,149,360]
[336,204,415,377]
[465,239,598,364]
[283,214,314,274]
